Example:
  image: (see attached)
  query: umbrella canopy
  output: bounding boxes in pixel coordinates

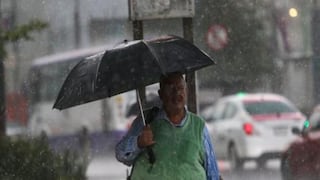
[53,35,215,110]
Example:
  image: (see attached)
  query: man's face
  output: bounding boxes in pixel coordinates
[159,74,187,112]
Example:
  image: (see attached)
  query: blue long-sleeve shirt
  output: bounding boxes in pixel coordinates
[115,107,220,180]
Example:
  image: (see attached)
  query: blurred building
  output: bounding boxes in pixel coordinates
[0,0,318,112]
[3,0,131,92]
[272,1,314,111]
[2,0,186,92]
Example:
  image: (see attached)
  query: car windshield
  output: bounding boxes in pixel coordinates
[244,101,297,115]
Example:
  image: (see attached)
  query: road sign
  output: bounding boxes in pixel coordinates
[129,0,194,20]
[206,24,228,51]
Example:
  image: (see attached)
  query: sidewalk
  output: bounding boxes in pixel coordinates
[86,152,230,180]
[86,154,128,180]
[86,153,280,180]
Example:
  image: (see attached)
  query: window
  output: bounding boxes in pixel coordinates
[222,103,237,119]
[244,100,297,115]
[210,101,226,121]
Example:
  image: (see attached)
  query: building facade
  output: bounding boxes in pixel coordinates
[1,0,317,111]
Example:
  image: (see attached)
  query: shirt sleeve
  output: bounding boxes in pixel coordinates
[203,125,220,180]
[115,115,144,166]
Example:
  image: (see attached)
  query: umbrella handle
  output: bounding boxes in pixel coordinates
[136,89,156,164]
[136,90,156,165]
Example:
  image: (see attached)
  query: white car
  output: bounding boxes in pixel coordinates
[202,93,306,170]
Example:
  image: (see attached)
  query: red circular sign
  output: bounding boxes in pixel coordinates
[206,24,228,51]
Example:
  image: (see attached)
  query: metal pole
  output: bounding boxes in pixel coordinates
[312,1,320,106]
[132,20,146,108]
[183,17,198,114]
[74,0,80,48]
[11,0,20,91]
[270,4,282,94]
[0,0,6,136]
[133,20,143,40]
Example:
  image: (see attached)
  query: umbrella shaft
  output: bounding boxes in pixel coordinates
[136,90,146,126]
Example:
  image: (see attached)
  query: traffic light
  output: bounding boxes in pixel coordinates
[236,92,246,97]
[303,120,310,128]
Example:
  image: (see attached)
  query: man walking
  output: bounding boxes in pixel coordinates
[115,72,221,180]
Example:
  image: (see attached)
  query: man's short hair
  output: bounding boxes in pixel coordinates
[159,72,185,89]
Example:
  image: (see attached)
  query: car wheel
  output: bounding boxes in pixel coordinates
[280,156,292,180]
[229,145,244,171]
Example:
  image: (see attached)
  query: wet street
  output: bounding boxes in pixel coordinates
[86,152,282,180]
[221,161,281,180]
[86,154,127,180]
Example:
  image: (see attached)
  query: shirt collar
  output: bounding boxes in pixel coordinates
[156,106,188,127]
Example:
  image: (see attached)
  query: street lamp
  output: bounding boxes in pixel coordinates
[289,8,298,18]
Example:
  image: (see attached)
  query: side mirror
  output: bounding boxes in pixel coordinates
[291,127,301,135]
[292,125,309,137]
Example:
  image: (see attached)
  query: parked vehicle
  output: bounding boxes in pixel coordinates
[202,92,306,170]
[280,104,320,180]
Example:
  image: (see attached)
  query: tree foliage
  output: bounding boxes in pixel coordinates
[0,137,87,180]
[196,0,275,94]
[0,19,48,58]
[0,18,48,136]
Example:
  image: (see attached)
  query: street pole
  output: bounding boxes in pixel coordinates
[132,20,146,107]
[312,0,320,106]
[0,0,6,136]
[11,0,20,91]
[183,17,198,114]
[74,0,80,48]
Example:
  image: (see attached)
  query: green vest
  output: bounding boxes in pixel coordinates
[131,112,206,180]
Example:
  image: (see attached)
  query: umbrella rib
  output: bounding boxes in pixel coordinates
[142,41,166,75]
[93,51,106,89]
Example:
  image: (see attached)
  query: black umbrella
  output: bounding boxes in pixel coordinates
[94,35,215,98]
[53,35,215,113]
